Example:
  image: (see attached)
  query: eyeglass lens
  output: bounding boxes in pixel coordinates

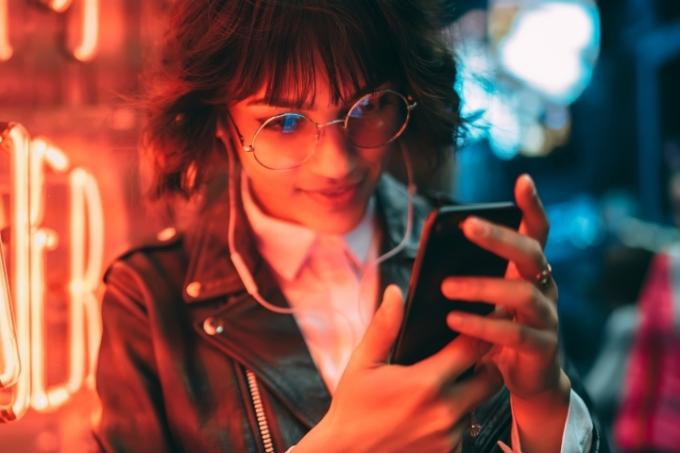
[252,91,409,170]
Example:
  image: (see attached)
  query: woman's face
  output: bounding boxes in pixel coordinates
[228,77,393,234]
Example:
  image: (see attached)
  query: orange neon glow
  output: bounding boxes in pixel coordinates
[41,0,74,13]
[71,0,99,62]
[0,124,105,420]
[1,123,32,421]
[30,141,70,411]
[30,229,61,411]
[29,139,69,226]
[2,0,101,63]
[0,0,12,61]
[69,168,103,390]
[0,241,20,390]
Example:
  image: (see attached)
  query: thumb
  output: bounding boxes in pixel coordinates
[348,284,404,370]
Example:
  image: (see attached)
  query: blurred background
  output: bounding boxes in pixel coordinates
[1,0,679,451]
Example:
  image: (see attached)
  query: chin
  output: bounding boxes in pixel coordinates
[303,207,366,235]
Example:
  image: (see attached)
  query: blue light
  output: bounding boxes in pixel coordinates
[545,194,605,261]
[497,0,600,104]
[488,100,521,159]
[455,41,495,143]
[453,0,600,159]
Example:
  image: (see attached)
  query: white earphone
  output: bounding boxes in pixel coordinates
[217,119,417,318]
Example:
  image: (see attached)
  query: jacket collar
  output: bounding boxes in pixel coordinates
[183,171,430,428]
[181,169,258,303]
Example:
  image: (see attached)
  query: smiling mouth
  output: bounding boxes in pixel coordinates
[300,181,363,207]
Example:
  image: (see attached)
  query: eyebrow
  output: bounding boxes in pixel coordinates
[245,83,389,109]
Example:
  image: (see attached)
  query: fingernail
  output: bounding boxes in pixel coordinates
[463,217,488,237]
[522,174,538,199]
[385,284,404,304]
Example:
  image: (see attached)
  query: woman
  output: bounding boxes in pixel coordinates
[94,1,603,452]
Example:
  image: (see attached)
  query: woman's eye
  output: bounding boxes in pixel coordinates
[358,98,378,112]
[351,94,390,117]
[263,115,304,134]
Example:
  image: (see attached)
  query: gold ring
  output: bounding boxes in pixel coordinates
[535,263,552,290]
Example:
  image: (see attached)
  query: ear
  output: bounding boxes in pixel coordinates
[215,112,244,152]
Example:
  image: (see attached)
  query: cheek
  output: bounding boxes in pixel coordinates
[239,154,300,205]
[235,147,279,185]
[245,166,297,198]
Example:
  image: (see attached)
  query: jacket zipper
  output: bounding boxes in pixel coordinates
[246,368,276,453]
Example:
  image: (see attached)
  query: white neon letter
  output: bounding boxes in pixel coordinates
[41,0,74,13]
[69,0,99,62]
[0,124,31,420]
[69,168,103,391]
[0,239,20,390]
[0,0,12,61]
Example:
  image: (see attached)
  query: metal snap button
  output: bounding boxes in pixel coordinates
[203,317,225,335]
[185,281,202,298]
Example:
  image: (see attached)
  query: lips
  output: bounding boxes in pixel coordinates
[317,183,358,196]
[300,181,362,208]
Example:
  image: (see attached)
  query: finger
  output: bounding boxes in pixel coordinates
[446,313,557,355]
[490,306,513,320]
[412,333,491,382]
[348,284,404,369]
[441,277,557,328]
[449,420,467,453]
[446,362,503,413]
[460,216,546,281]
[515,174,550,247]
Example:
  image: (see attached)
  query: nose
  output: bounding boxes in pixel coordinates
[307,121,357,179]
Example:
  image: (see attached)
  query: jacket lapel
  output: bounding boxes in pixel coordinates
[184,171,430,429]
[198,272,332,428]
[183,170,331,427]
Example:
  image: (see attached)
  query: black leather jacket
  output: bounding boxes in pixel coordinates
[94,175,605,452]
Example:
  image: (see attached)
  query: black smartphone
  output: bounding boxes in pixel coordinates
[390,202,522,366]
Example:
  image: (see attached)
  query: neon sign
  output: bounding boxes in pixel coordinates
[0,0,100,62]
[0,240,20,393]
[42,0,74,13]
[63,0,100,62]
[0,0,11,61]
[0,123,104,421]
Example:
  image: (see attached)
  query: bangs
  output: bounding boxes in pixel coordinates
[146,0,459,197]
[220,2,403,107]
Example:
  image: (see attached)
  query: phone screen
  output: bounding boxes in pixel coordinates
[390,203,522,365]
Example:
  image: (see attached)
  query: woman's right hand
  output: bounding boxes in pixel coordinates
[295,285,502,453]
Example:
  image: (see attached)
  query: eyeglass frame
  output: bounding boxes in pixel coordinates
[229,88,418,170]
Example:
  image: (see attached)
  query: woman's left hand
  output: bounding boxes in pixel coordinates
[440,174,570,451]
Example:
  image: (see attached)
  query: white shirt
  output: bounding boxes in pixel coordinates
[240,176,593,451]
[241,176,379,392]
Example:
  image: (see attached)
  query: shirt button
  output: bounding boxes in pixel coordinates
[203,317,224,335]
[185,281,202,298]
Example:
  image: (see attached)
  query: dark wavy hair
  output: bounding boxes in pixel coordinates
[144,0,461,198]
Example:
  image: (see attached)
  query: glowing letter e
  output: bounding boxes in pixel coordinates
[0,124,31,421]
[0,241,20,390]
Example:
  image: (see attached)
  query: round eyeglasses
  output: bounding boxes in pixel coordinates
[233,89,417,170]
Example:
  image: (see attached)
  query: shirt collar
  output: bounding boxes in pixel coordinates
[343,198,376,269]
[241,175,376,281]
